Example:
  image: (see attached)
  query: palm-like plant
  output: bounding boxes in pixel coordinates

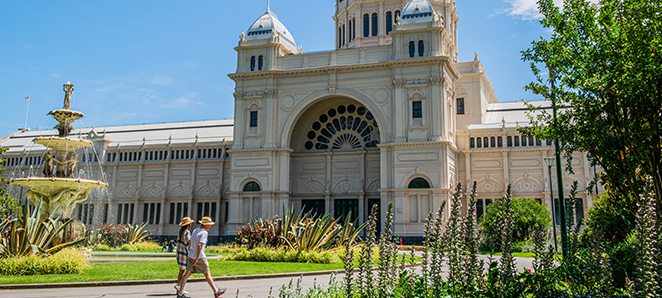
[126,222,150,244]
[0,199,85,258]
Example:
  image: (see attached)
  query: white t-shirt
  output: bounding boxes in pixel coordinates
[188,227,208,259]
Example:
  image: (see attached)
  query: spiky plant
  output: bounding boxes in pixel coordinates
[634,191,660,297]
[445,181,465,295]
[463,180,484,296]
[0,199,85,258]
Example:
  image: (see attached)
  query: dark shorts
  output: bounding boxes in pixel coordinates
[186,256,209,273]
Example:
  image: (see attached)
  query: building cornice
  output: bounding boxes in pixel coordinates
[227,148,293,154]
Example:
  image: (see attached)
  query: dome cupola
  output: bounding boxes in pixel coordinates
[245,8,297,51]
[400,0,435,24]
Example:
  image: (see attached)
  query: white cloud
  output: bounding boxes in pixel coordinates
[503,0,597,21]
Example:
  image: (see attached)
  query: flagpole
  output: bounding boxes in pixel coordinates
[24,96,30,130]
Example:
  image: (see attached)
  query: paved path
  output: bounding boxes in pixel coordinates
[0,255,534,298]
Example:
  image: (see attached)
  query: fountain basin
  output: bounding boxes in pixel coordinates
[10,178,108,219]
[33,137,92,153]
[47,109,85,125]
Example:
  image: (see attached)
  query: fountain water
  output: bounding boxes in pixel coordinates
[9,82,108,239]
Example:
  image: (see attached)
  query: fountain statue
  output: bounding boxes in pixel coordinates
[10,82,108,223]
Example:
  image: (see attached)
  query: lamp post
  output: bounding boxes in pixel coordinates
[586,154,599,195]
[544,157,558,252]
[549,66,568,260]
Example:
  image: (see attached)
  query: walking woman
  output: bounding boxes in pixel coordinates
[174,217,193,294]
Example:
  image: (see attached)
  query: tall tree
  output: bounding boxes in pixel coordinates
[0,147,21,221]
[521,0,662,217]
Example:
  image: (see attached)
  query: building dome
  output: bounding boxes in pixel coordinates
[246,9,297,50]
[400,0,435,24]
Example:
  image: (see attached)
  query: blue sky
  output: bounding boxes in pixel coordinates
[0,0,550,138]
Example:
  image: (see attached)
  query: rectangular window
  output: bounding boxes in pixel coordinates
[457,98,465,115]
[484,137,489,148]
[514,136,520,147]
[476,199,484,222]
[507,136,513,147]
[412,101,422,118]
[103,204,108,224]
[197,202,203,221]
[117,204,123,224]
[490,137,496,148]
[477,137,482,148]
[497,136,503,147]
[522,135,528,146]
[144,203,149,224]
[371,13,378,36]
[536,137,542,146]
[529,136,535,146]
[470,137,475,149]
[250,111,258,127]
[546,138,553,146]
[363,14,370,37]
[169,203,175,224]
[418,40,425,57]
[211,202,217,223]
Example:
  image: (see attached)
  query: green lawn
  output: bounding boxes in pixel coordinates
[0,259,344,285]
[479,251,536,258]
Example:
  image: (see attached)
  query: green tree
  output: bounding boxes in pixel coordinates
[0,147,21,221]
[521,0,662,217]
[480,198,551,251]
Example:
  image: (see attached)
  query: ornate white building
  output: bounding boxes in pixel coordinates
[0,0,598,242]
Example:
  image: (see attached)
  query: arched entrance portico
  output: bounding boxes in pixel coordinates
[288,97,381,227]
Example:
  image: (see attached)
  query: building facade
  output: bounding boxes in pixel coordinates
[0,0,599,242]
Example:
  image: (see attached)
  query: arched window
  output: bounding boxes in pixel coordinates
[258,55,263,70]
[250,56,256,71]
[338,27,343,47]
[363,14,370,37]
[371,13,378,36]
[386,11,393,34]
[243,181,261,192]
[408,178,431,189]
[342,24,346,46]
[418,40,425,57]
[409,41,415,58]
[352,17,356,40]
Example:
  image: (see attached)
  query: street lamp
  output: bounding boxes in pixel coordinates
[586,154,599,195]
[544,156,558,253]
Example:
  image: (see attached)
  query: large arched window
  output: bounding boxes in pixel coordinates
[304,103,380,151]
[408,178,431,189]
[243,181,261,192]
[386,11,393,34]
[363,14,370,37]
[371,13,378,36]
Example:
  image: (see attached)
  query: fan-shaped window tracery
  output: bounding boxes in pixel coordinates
[304,104,380,151]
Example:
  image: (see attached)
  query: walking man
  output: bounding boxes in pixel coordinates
[177,217,226,298]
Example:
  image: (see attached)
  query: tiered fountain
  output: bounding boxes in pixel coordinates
[10,82,108,240]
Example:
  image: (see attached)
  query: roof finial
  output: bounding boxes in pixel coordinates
[267,0,271,12]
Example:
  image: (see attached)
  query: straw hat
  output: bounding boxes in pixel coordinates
[179,217,194,226]
[199,216,215,225]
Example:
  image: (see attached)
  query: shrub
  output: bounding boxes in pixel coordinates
[0,248,90,275]
[480,198,551,251]
[225,247,341,264]
[132,241,160,251]
[86,222,151,248]
[92,244,111,251]
[118,244,138,252]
